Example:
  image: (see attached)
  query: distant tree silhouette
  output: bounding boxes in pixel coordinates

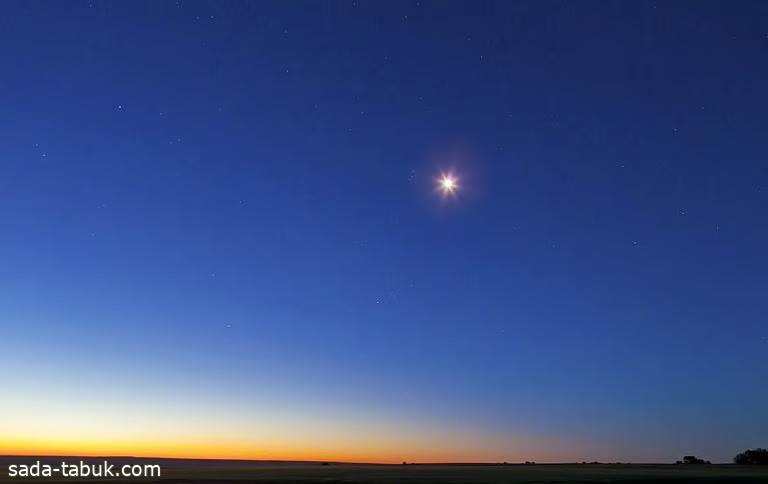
[681,455,710,465]
[523,461,535,465]
[734,448,768,465]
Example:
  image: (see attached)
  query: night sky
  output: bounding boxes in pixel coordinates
[1,0,767,464]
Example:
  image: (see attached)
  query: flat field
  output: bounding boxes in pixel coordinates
[2,459,768,484]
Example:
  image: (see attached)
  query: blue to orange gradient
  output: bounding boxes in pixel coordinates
[1,0,767,464]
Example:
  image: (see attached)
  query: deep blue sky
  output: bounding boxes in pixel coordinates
[1,0,767,463]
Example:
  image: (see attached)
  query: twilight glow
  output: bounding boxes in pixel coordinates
[1,0,766,466]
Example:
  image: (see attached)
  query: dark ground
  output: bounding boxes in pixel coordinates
[2,457,768,483]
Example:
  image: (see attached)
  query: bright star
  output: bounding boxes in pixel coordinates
[439,173,458,194]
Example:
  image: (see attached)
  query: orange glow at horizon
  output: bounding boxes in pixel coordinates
[0,418,581,464]
[0,436,538,464]
[0,359,586,465]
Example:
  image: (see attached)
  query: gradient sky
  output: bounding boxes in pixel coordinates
[1,0,767,464]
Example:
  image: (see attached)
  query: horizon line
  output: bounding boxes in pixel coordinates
[0,454,734,466]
